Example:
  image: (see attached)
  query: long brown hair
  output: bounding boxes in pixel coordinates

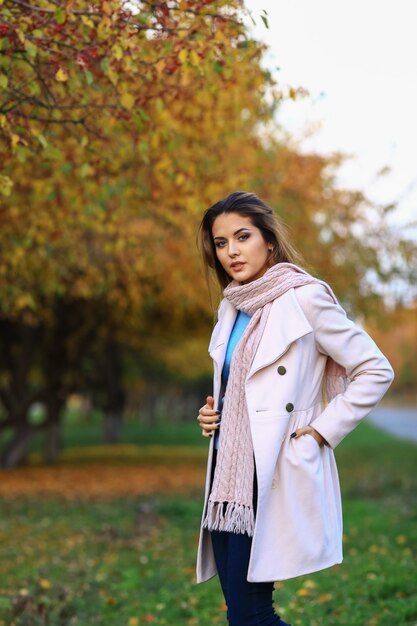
[198,191,308,294]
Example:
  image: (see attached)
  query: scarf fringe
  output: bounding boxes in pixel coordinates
[202,499,255,536]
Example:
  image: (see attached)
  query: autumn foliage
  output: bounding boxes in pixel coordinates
[365,299,417,394]
[0,1,415,468]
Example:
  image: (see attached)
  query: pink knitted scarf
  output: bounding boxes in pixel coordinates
[202,262,348,536]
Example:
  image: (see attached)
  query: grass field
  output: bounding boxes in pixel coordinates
[0,418,416,626]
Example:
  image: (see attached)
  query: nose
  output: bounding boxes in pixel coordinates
[227,240,239,257]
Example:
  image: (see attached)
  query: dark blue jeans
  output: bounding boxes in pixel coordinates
[209,450,291,626]
[210,530,291,626]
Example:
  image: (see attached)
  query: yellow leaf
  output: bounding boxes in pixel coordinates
[317,593,333,604]
[112,44,123,60]
[81,15,95,28]
[151,134,160,149]
[396,534,407,544]
[0,74,8,89]
[190,50,200,65]
[296,588,310,597]
[175,173,186,186]
[16,29,25,44]
[121,92,135,110]
[155,59,165,75]
[106,68,119,86]
[97,18,111,40]
[0,175,13,197]
[24,40,38,58]
[55,67,69,82]
[128,619,140,626]
[178,48,188,64]
[123,56,135,72]
[37,133,47,148]
[39,578,51,589]
[103,1,112,15]
[11,134,20,147]
[155,155,172,172]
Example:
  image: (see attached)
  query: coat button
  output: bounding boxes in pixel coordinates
[272,479,278,489]
[277,365,286,375]
[285,402,294,412]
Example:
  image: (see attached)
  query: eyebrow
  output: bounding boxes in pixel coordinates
[213,228,252,241]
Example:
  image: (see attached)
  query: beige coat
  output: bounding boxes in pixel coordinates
[196,283,394,583]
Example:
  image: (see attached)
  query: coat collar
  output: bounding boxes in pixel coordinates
[208,288,313,379]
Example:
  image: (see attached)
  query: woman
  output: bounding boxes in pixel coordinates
[195,191,394,626]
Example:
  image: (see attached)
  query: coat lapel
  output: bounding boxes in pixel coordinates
[208,298,237,372]
[208,288,313,380]
[247,288,313,379]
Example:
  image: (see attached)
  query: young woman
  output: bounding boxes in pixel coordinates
[195,191,394,626]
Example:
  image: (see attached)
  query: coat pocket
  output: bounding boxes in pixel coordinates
[251,409,292,423]
[295,432,323,461]
[284,416,324,467]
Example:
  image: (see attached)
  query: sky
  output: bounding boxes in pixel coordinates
[243,0,417,239]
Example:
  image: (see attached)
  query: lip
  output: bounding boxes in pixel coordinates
[230,262,246,271]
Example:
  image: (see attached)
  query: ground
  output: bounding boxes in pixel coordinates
[0,420,416,626]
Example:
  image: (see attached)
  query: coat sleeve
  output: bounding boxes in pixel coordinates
[294,283,395,449]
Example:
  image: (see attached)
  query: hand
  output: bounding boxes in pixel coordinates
[290,425,327,447]
[197,395,221,439]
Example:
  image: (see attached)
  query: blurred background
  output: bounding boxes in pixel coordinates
[0,2,416,625]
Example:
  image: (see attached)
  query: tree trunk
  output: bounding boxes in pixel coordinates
[103,410,122,443]
[44,414,62,465]
[0,422,35,469]
[102,339,125,444]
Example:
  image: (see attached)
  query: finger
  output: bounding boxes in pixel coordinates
[199,414,221,425]
[198,406,218,417]
[199,402,215,412]
[199,394,214,412]
[201,409,220,418]
[202,421,220,430]
[290,427,308,439]
[200,420,219,429]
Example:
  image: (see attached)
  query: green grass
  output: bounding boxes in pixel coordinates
[0,420,416,626]
[25,412,208,453]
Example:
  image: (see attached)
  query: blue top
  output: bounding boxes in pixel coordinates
[214,310,252,450]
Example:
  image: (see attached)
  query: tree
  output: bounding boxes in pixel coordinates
[0,1,415,468]
[0,0,285,466]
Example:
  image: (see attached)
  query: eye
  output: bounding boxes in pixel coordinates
[238,234,250,241]
[215,241,226,248]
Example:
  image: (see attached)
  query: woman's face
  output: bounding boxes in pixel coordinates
[212,213,273,284]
